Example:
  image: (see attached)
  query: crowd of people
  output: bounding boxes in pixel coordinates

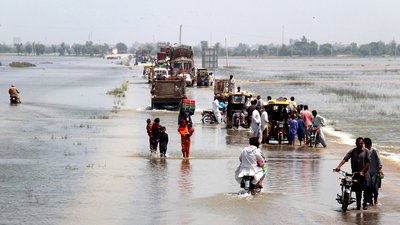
[213,83,327,148]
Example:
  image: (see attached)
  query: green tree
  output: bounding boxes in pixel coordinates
[214,42,225,56]
[0,43,12,53]
[358,44,371,57]
[257,45,268,56]
[58,42,67,56]
[233,43,250,56]
[319,43,332,56]
[49,44,58,54]
[25,42,33,55]
[139,43,155,55]
[83,41,95,56]
[34,43,45,55]
[309,41,318,56]
[72,44,83,55]
[386,40,397,56]
[14,43,23,55]
[115,42,128,53]
[279,44,291,56]
[370,41,385,56]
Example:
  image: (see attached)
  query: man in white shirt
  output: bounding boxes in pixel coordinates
[311,110,327,147]
[212,97,223,123]
[251,106,261,139]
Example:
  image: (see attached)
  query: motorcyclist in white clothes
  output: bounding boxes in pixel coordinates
[235,137,266,189]
[212,97,223,123]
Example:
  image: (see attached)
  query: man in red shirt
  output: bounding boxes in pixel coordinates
[301,105,313,142]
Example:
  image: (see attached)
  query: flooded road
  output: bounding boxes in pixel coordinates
[1,56,400,225]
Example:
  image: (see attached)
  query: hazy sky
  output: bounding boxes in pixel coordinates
[1,0,399,46]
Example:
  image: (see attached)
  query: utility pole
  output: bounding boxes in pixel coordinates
[225,38,229,67]
[179,25,182,44]
[282,24,284,46]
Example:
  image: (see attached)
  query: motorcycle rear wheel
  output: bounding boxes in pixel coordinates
[309,136,315,147]
[278,134,282,144]
[201,115,213,124]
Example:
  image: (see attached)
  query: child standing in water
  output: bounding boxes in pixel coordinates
[146,118,153,152]
[151,118,161,153]
[159,126,169,157]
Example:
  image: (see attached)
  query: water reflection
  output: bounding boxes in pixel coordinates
[342,210,381,224]
[265,149,321,198]
[146,158,168,225]
[179,159,192,198]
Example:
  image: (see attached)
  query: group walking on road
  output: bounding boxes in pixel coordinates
[146,117,194,158]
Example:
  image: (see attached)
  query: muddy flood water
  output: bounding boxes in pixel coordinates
[1,56,400,225]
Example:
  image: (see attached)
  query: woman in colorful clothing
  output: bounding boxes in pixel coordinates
[178,120,194,158]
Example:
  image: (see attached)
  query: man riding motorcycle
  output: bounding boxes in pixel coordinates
[8,84,21,103]
[235,137,267,189]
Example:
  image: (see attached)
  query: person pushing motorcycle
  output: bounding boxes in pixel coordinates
[235,137,267,189]
[310,110,327,147]
[335,137,370,210]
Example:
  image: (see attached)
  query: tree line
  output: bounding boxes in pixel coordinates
[0,36,399,57]
[0,41,128,56]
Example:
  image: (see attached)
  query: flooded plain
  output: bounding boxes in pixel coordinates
[1,56,400,225]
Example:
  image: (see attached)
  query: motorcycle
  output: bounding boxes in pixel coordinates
[308,125,320,148]
[276,121,286,144]
[240,175,262,195]
[333,169,358,212]
[10,95,21,104]
[267,121,287,144]
[201,109,226,124]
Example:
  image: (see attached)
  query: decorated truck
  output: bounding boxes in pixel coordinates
[168,44,195,86]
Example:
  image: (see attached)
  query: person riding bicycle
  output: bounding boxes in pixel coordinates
[235,137,267,189]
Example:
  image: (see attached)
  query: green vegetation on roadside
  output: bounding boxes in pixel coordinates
[106,81,129,112]
[320,87,389,100]
[9,62,36,67]
[106,81,129,97]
